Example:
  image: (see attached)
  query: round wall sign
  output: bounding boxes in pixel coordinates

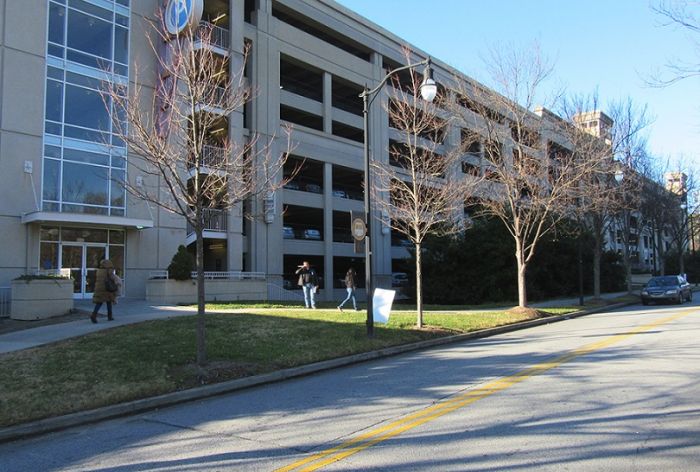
[352,218,367,241]
[165,0,204,35]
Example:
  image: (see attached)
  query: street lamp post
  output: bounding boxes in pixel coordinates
[359,57,437,337]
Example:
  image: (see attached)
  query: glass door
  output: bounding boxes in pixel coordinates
[61,244,107,299]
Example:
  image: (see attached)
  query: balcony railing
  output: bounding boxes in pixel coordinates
[189,145,226,169]
[186,208,228,234]
[149,270,265,280]
[194,21,230,51]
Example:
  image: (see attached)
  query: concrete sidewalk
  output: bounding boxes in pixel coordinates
[0,298,197,354]
[0,292,632,355]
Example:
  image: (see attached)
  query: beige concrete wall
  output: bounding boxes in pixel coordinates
[0,0,45,286]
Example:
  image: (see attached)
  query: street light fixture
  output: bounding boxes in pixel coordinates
[614,169,624,184]
[359,57,437,337]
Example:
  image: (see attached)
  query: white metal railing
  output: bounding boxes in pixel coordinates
[195,21,230,51]
[0,286,10,318]
[267,282,305,301]
[186,208,228,234]
[149,270,266,280]
[202,144,225,168]
[35,268,71,277]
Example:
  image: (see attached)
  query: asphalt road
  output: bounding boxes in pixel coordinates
[2,301,699,471]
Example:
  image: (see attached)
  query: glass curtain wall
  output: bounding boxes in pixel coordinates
[43,0,130,215]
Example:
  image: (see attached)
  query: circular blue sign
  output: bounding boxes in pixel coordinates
[165,0,203,35]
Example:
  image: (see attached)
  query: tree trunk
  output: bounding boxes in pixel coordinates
[515,239,528,307]
[623,245,633,293]
[679,246,685,275]
[195,221,207,368]
[656,227,665,275]
[593,230,602,299]
[416,242,423,328]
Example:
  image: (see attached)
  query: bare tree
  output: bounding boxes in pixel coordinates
[606,99,653,292]
[371,54,478,328]
[561,94,652,297]
[650,1,700,86]
[451,44,604,309]
[104,15,291,368]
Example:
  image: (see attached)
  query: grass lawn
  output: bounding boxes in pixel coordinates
[0,305,578,428]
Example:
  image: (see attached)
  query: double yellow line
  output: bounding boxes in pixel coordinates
[275,310,694,471]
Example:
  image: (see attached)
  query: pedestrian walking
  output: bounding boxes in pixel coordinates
[296,261,319,309]
[91,259,119,323]
[337,267,358,311]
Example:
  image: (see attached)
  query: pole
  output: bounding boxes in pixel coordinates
[578,232,584,306]
[363,87,373,338]
[358,58,433,338]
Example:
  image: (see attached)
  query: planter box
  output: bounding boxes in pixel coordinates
[146,279,267,305]
[11,279,74,320]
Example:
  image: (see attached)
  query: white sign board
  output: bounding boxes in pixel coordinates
[372,288,395,324]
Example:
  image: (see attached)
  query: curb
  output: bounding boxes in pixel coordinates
[0,300,634,443]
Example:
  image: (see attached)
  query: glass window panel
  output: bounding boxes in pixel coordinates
[40,242,60,270]
[109,230,125,244]
[62,161,109,206]
[43,158,61,201]
[111,134,125,148]
[111,169,125,207]
[117,0,129,7]
[111,154,125,168]
[45,121,62,135]
[43,202,60,212]
[67,10,112,61]
[48,44,65,59]
[61,227,80,241]
[114,63,128,76]
[66,49,105,70]
[40,226,60,241]
[65,71,100,90]
[114,26,128,65]
[64,125,106,143]
[108,245,124,277]
[110,208,124,216]
[82,228,108,243]
[116,14,128,28]
[62,203,109,215]
[47,66,64,80]
[44,145,62,159]
[63,147,110,165]
[45,80,64,122]
[68,0,112,21]
[49,3,66,45]
[64,84,109,130]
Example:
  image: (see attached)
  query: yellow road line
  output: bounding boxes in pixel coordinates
[276,310,694,471]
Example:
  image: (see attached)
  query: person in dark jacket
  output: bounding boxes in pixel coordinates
[91,259,118,323]
[295,261,319,309]
[337,267,358,311]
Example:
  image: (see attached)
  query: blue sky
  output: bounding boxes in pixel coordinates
[335,0,699,167]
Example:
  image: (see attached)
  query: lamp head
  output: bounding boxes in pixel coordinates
[420,58,438,102]
[614,169,624,183]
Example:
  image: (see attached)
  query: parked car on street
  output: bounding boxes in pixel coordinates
[641,275,692,305]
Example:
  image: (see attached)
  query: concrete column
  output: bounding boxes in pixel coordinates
[323,162,334,301]
[323,71,332,134]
